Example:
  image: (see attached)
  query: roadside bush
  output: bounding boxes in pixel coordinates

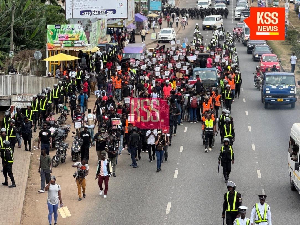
[291,43,300,59]
[286,29,299,45]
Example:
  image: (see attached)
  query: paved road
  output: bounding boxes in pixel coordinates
[72,1,300,225]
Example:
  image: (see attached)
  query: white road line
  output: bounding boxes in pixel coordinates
[248,126,251,132]
[252,144,255,151]
[241,88,244,91]
[257,170,262,179]
[184,127,187,132]
[243,98,246,102]
[180,146,183,152]
[245,111,248,115]
[166,202,172,214]
[174,169,178,178]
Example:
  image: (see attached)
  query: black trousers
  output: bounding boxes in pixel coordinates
[148,144,156,160]
[33,111,39,128]
[222,161,231,179]
[226,211,238,225]
[40,110,46,124]
[81,145,89,161]
[235,83,241,98]
[224,99,232,111]
[23,135,31,151]
[10,138,16,153]
[205,132,214,148]
[53,98,59,114]
[215,106,220,118]
[3,163,15,184]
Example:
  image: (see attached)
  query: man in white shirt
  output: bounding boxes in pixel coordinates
[146,128,157,162]
[290,52,297,73]
[250,194,272,225]
[233,206,250,225]
[72,159,89,201]
[85,109,97,145]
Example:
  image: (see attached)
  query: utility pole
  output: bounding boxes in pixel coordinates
[10,2,15,63]
[139,0,141,13]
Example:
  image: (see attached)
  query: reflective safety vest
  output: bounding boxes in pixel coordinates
[115,79,122,89]
[228,79,235,90]
[221,146,233,160]
[26,110,33,121]
[31,99,39,111]
[47,93,52,103]
[8,127,16,138]
[52,88,59,99]
[236,218,250,225]
[0,136,9,150]
[40,99,47,111]
[224,124,232,138]
[103,55,108,63]
[226,191,238,211]
[215,95,221,107]
[3,117,10,129]
[255,203,268,223]
[235,74,241,84]
[4,147,13,163]
[205,119,214,132]
[203,102,211,114]
[225,90,232,100]
[76,71,82,80]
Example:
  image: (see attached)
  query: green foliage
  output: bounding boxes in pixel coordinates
[0,0,67,53]
[0,51,8,68]
[291,43,300,59]
[286,29,299,45]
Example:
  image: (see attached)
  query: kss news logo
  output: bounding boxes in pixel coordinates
[244,7,285,40]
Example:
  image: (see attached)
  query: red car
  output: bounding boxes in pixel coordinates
[259,54,280,73]
[233,23,244,34]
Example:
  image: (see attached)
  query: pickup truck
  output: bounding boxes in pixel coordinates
[261,72,297,109]
[191,67,218,89]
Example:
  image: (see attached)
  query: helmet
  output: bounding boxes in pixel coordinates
[10,119,15,124]
[58,81,62,85]
[33,95,37,98]
[222,109,227,113]
[226,84,230,88]
[227,181,236,188]
[41,93,45,97]
[1,128,6,132]
[223,138,230,143]
[225,117,231,122]
[3,140,10,147]
[54,84,58,87]
[196,23,198,25]
[16,106,21,110]
[5,111,10,116]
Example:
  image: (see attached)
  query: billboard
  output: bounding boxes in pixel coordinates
[149,0,162,11]
[46,24,88,49]
[130,98,169,132]
[127,0,135,25]
[89,19,107,47]
[65,0,128,20]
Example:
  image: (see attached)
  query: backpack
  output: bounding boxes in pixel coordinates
[191,97,198,108]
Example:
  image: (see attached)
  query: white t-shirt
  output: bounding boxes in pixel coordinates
[146,129,157,145]
[85,114,96,129]
[74,162,89,171]
[291,55,297,64]
[47,183,61,205]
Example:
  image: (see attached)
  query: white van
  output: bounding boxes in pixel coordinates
[242,24,250,46]
[197,0,211,9]
[202,15,223,30]
[288,123,300,193]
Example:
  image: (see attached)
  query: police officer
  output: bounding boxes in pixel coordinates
[31,95,39,131]
[25,105,33,122]
[233,206,250,225]
[0,128,9,157]
[250,193,272,225]
[218,138,234,183]
[234,71,242,99]
[224,117,235,145]
[52,84,60,114]
[7,119,17,153]
[21,117,32,152]
[222,181,242,225]
[2,140,16,188]
[204,113,216,153]
[224,84,233,111]
[80,125,91,162]
[39,93,48,125]
[2,110,11,130]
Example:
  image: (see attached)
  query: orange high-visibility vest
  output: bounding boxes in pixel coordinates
[203,102,212,114]
[115,79,122,89]
[228,79,235,90]
[125,119,129,133]
[215,95,221,107]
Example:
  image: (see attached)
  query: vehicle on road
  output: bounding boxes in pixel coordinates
[198,0,210,9]
[122,43,146,60]
[240,9,250,22]
[252,44,272,61]
[157,28,176,43]
[288,123,300,193]
[214,3,227,9]
[192,67,218,88]
[273,0,279,6]
[242,24,250,45]
[246,40,267,54]
[202,15,223,30]
[259,54,280,73]
[261,72,297,108]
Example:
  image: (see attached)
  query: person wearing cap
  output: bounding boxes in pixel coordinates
[21,117,32,152]
[80,126,92,162]
[222,181,242,225]
[45,175,63,225]
[218,138,234,183]
[224,83,233,111]
[250,194,272,225]
[52,84,60,114]
[2,140,16,188]
[7,119,17,152]
[233,206,250,225]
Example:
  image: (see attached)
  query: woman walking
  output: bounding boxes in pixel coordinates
[45,176,63,225]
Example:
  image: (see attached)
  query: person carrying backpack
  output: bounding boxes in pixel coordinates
[189,94,198,123]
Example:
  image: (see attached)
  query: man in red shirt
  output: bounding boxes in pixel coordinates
[83,79,89,96]
[163,82,172,99]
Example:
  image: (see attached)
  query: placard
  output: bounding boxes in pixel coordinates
[183,66,187,70]
[180,55,184,59]
[75,121,82,129]
[173,55,178,60]
[176,40,180,44]
[176,63,181,68]
[141,55,144,60]
[222,58,225,63]
[140,76,144,80]
[170,51,173,55]
[165,71,170,76]
[186,62,190,66]
[189,55,196,61]
[117,66,121,71]
[141,65,146,70]
[210,51,214,56]
[168,63,172,69]
[171,47,175,51]
[151,33,157,40]
[171,40,175,45]
[148,52,153,56]
[152,58,156,63]
[155,72,160,76]
[155,67,160,72]
[215,55,220,63]
[195,51,199,55]
[124,97,130,104]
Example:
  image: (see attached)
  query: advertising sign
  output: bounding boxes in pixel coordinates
[149,0,162,11]
[130,98,169,131]
[244,7,285,40]
[89,19,107,47]
[65,0,128,20]
[47,24,88,49]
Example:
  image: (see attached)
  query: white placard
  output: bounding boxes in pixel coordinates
[155,67,160,71]
[195,51,199,55]
[117,66,121,71]
[171,47,175,51]
[171,41,175,45]
[178,53,182,56]
[189,55,196,61]
[75,121,82,129]
[210,51,214,56]
[155,72,160,76]
[223,50,226,55]
[141,65,146,70]
[141,56,144,60]
[165,71,170,76]
[170,51,173,55]
[152,58,156,63]
[215,55,220,63]
[168,63,172,69]
[180,55,184,59]
[148,52,153,56]
[176,40,180,44]
[173,55,178,60]
[222,58,225,63]
[159,56,163,61]
[183,66,187,70]
[186,62,190,66]
[176,63,181,68]
[124,97,130,104]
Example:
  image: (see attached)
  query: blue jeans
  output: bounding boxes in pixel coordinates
[47,202,58,224]
[41,143,50,155]
[231,90,235,97]
[291,64,296,73]
[189,108,197,122]
[115,89,122,101]
[130,146,137,167]
[156,150,164,170]
[119,135,123,154]
[80,106,86,113]
[88,128,94,143]
[177,104,182,125]
[16,133,22,147]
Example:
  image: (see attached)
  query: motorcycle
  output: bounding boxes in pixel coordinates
[71,132,82,162]
[52,142,69,167]
[57,104,68,125]
[253,72,262,90]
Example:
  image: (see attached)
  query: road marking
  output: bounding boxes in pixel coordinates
[257,170,261,178]
[241,88,244,91]
[166,202,172,214]
[245,111,248,115]
[252,144,255,151]
[180,146,183,152]
[243,98,246,102]
[184,127,187,132]
[248,126,251,132]
[174,169,178,178]
[58,207,71,218]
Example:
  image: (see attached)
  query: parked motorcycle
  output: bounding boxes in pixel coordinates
[57,104,69,125]
[52,142,69,167]
[71,132,82,162]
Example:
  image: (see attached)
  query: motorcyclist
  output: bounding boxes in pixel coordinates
[271,64,279,72]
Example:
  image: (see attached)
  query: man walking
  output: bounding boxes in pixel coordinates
[38,123,52,155]
[21,117,32,152]
[146,128,157,162]
[250,193,272,225]
[129,127,140,168]
[204,113,216,153]
[2,141,16,188]
[106,134,118,177]
[155,130,166,172]
[38,149,51,193]
[96,154,112,199]
[141,29,146,43]
[85,109,96,145]
[290,52,297,73]
[233,206,250,225]
[80,126,91,162]
[72,158,89,201]
[218,138,234,183]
